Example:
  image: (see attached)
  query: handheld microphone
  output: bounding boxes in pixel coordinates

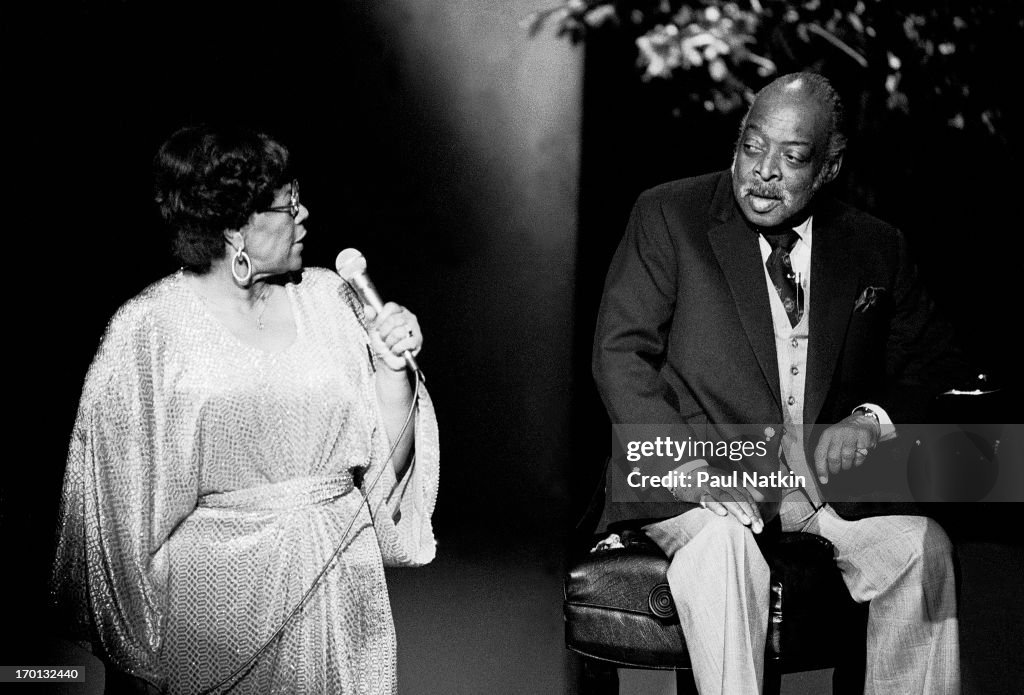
[335,248,422,377]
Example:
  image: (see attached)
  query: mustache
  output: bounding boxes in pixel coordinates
[741,182,785,199]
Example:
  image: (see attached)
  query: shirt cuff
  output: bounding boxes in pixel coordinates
[668,459,709,503]
[855,403,896,441]
[673,459,709,476]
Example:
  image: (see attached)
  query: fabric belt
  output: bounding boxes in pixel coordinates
[197,474,355,512]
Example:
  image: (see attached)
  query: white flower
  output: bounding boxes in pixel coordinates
[637,28,684,79]
[709,58,728,81]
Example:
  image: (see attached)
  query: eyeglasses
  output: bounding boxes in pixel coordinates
[261,179,300,219]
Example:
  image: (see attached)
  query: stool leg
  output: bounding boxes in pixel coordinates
[762,662,782,695]
[832,607,867,695]
[579,657,619,695]
[832,665,865,695]
[674,669,699,695]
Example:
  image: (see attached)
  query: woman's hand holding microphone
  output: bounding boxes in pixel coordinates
[364,302,422,373]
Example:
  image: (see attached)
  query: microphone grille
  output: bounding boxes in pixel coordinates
[335,248,367,281]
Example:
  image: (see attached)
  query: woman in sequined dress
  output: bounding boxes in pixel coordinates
[50,125,440,694]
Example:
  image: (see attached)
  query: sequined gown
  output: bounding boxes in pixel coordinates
[51,268,439,694]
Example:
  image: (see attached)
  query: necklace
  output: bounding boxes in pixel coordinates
[253,285,272,330]
[186,273,275,332]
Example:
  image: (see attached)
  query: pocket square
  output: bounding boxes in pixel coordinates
[854,286,885,313]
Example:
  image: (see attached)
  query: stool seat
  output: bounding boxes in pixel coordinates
[564,525,868,693]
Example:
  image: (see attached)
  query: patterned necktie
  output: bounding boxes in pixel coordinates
[763,230,803,327]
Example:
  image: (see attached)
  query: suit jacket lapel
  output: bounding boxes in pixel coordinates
[707,175,782,412]
[805,199,859,425]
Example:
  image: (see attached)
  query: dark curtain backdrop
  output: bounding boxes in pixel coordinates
[4,0,1021,688]
[6,0,582,659]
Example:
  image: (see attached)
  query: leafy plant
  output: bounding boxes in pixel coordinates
[524,0,1015,139]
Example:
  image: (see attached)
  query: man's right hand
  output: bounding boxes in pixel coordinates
[676,477,765,534]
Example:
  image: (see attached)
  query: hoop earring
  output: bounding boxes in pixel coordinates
[232,246,253,285]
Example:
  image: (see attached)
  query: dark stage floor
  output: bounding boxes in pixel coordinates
[7,529,1021,694]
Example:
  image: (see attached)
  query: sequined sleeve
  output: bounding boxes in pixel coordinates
[331,275,440,568]
[51,295,198,688]
[364,385,440,567]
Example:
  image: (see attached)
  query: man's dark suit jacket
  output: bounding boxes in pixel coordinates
[593,170,963,527]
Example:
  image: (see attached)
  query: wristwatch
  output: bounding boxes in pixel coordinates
[852,405,880,430]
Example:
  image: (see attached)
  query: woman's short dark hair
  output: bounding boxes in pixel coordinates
[153,125,291,272]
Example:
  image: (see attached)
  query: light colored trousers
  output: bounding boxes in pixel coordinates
[644,497,960,695]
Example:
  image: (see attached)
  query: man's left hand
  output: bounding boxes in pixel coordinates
[814,413,880,484]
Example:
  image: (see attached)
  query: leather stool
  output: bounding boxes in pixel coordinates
[564,522,869,694]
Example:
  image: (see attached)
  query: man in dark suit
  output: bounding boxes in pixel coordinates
[593,72,961,694]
